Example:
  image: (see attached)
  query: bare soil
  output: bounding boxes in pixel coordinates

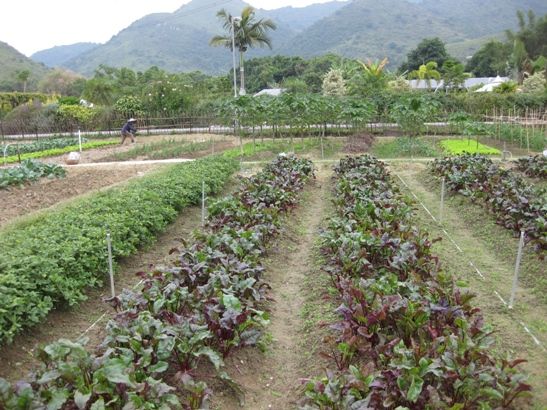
[36,133,236,165]
[0,164,161,229]
[211,166,332,410]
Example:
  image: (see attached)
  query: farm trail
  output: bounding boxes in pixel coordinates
[0,179,238,382]
[390,161,547,407]
[212,166,331,410]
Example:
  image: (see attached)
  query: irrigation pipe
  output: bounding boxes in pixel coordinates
[395,173,545,352]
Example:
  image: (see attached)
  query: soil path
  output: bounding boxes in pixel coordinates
[389,161,547,408]
[0,178,237,382]
[212,166,332,410]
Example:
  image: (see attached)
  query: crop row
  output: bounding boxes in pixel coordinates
[1,138,87,157]
[515,154,547,179]
[3,140,118,164]
[302,155,530,409]
[0,159,66,189]
[0,156,239,344]
[0,154,314,409]
[430,154,546,257]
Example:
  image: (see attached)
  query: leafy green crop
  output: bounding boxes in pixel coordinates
[515,154,547,179]
[2,140,118,164]
[440,139,501,155]
[302,155,531,409]
[1,137,87,156]
[0,154,314,409]
[430,154,546,256]
[0,160,66,189]
[0,156,238,344]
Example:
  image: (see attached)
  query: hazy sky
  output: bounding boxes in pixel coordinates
[0,0,345,56]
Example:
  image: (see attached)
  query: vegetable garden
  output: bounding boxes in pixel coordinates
[0,129,545,408]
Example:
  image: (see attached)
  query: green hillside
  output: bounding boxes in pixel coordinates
[25,0,547,76]
[65,0,296,75]
[0,41,49,91]
[31,42,99,67]
[281,0,547,68]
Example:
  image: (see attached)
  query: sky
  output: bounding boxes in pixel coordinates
[0,0,345,56]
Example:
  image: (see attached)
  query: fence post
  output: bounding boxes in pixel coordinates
[106,231,116,298]
[508,230,525,309]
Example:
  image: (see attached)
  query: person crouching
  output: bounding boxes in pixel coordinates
[121,118,137,144]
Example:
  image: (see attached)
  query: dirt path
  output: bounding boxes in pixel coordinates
[211,165,332,410]
[0,179,237,382]
[389,161,547,408]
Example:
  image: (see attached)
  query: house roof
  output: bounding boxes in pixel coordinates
[407,76,510,90]
[253,88,285,97]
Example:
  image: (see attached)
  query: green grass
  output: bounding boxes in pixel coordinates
[440,139,501,155]
[371,137,441,158]
[223,137,341,160]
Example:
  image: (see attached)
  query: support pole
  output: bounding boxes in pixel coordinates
[78,129,82,152]
[201,180,206,227]
[106,232,115,298]
[439,177,445,223]
[508,230,525,309]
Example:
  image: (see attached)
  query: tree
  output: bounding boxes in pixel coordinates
[210,6,277,95]
[16,70,31,92]
[322,69,347,96]
[399,38,450,73]
[464,40,511,77]
[441,59,469,91]
[409,61,441,89]
[38,69,84,96]
[82,77,114,105]
[505,10,547,82]
[521,72,546,93]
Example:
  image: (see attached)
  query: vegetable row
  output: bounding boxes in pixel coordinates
[0,154,314,409]
[2,140,117,164]
[0,156,238,344]
[0,159,66,189]
[515,154,547,179]
[430,154,546,257]
[1,138,87,157]
[302,155,530,409]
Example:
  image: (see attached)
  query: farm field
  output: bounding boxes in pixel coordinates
[0,134,545,409]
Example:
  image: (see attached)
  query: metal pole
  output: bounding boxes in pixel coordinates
[508,230,525,309]
[439,177,445,223]
[78,129,82,152]
[231,17,238,98]
[201,180,206,227]
[106,232,115,297]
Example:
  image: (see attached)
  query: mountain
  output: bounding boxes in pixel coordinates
[29,0,547,76]
[281,0,547,68]
[31,42,99,67]
[0,41,49,91]
[63,0,298,75]
[266,1,347,32]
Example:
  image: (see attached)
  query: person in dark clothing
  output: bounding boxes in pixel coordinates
[121,118,137,144]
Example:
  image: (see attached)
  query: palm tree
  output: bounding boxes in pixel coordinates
[210,6,276,95]
[409,61,441,89]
